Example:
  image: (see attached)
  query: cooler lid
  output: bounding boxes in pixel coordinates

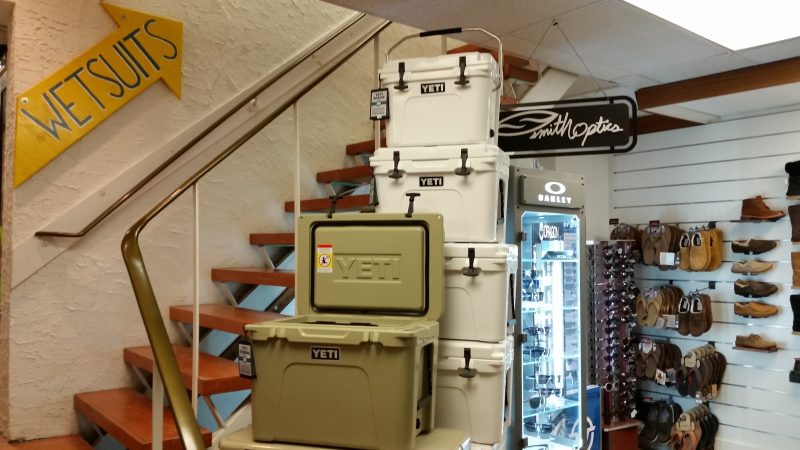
[438,336,513,360]
[444,243,518,261]
[296,213,444,320]
[371,144,503,162]
[379,52,497,80]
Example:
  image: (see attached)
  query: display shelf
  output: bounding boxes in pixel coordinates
[523,353,580,366]
[522,303,580,313]
[540,258,579,263]
[523,398,580,419]
[732,345,779,353]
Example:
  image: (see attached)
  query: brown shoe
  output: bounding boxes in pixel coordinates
[734,301,779,318]
[793,252,800,289]
[734,279,778,298]
[735,333,777,350]
[741,196,785,220]
[731,260,774,274]
[731,239,777,255]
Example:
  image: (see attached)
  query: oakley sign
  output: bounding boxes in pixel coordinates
[539,181,572,205]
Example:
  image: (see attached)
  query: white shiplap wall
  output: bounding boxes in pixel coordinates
[610,109,800,450]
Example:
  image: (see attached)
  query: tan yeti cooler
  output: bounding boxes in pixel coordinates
[246,213,445,450]
[220,426,472,450]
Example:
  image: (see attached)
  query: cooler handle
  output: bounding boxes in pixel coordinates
[461,247,482,277]
[386,27,503,92]
[458,348,478,378]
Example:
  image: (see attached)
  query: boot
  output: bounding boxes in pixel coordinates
[785,160,800,175]
[791,358,800,384]
[791,294,800,334]
[740,196,785,220]
[791,205,800,243]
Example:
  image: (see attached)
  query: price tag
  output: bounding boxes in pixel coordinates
[639,338,654,354]
[369,88,390,120]
[683,353,697,369]
[663,314,678,329]
[678,414,693,431]
[654,369,667,385]
[654,317,666,329]
[711,384,719,398]
[238,342,256,379]
[609,218,620,225]
[659,252,676,266]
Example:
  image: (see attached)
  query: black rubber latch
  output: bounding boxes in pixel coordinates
[454,148,472,176]
[405,192,420,217]
[395,61,408,91]
[462,247,481,277]
[458,348,477,378]
[388,150,403,179]
[327,194,339,219]
[454,56,469,86]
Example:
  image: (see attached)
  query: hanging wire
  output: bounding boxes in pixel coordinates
[527,20,553,62]
[552,20,609,98]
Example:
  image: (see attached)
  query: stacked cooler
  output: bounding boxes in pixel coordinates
[223,213,473,450]
[371,50,517,450]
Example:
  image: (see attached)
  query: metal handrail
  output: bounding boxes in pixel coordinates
[35,12,366,238]
[121,16,390,450]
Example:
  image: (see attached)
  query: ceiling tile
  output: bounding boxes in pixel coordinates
[678,82,800,117]
[737,36,800,64]
[640,51,754,83]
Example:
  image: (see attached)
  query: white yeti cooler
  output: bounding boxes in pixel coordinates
[442,243,518,342]
[436,336,514,446]
[380,51,501,147]
[371,144,510,243]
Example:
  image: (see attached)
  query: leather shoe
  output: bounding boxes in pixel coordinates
[731,239,777,255]
[734,279,778,298]
[735,333,777,350]
[731,260,774,274]
[734,301,779,318]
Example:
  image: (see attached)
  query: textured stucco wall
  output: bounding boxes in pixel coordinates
[2,0,445,440]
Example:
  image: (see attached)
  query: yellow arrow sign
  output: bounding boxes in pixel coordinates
[14,3,183,186]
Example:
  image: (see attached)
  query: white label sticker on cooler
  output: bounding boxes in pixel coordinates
[316,244,333,273]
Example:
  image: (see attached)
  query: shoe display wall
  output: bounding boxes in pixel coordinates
[609,118,800,450]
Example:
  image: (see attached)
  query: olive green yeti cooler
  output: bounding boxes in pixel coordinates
[246,213,445,450]
[220,426,472,450]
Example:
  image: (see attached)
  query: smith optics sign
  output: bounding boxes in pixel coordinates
[14,3,183,186]
[498,96,637,158]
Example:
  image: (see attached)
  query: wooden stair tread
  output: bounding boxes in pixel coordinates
[170,304,286,336]
[284,194,372,213]
[211,267,294,287]
[249,232,294,246]
[124,345,250,396]
[74,388,212,450]
[501,96,519,105]
[316,165,374,184]
[345,137,385,156]
[448,43,531,68]
[0,436,92,450]
[504,64,539,84]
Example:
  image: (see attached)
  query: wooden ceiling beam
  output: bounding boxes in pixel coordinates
[636,114,701,135]
[637,56,800,109]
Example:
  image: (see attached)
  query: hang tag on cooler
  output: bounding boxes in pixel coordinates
[369,88,389,120]
[238,341,256,379]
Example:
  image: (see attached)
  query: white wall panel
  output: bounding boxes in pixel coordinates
[612,109,800,449]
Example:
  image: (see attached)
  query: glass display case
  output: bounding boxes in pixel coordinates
[508,168,586,450]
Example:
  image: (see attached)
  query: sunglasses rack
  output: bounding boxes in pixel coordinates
[588,240,639,425]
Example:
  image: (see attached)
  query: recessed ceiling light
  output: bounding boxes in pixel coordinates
[624,0,800,50]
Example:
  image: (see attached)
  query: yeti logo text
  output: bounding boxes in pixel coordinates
[421,82,445,94]
[336,255,401,280]
[311,347,340,361]
[419,176,444,187]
